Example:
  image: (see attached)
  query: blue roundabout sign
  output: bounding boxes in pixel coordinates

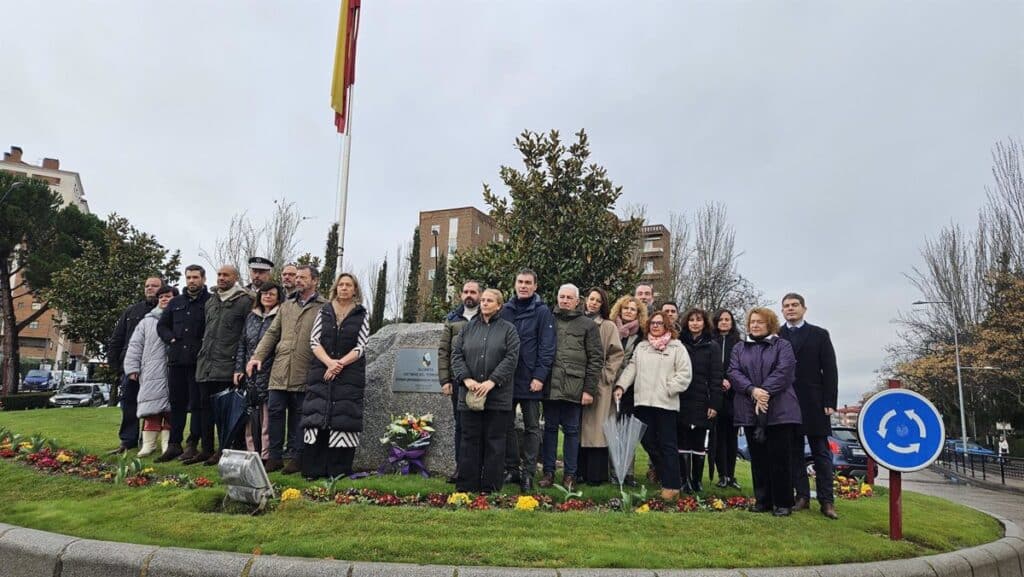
[858,388,945,472]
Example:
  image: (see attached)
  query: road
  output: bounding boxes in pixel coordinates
[875,465,1024,529]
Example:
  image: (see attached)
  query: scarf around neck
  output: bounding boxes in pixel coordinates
[648,331,672,351]
[615,317,639,339]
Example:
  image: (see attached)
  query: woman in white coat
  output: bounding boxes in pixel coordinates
[124,286,178,457]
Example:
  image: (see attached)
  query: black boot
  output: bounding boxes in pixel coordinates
[690,454,705,493]
[679,453,694,494]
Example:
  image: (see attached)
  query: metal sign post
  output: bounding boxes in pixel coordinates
[858,379,946,541]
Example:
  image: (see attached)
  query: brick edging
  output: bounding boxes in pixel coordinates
[0,520,1020,577]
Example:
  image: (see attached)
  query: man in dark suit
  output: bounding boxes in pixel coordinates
[779,293,839,520]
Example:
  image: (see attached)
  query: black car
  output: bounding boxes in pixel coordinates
[48,384,105,408]
[737,426,869,478]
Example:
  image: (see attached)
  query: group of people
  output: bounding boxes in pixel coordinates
[439,272,839,518]
[108,258,371,480]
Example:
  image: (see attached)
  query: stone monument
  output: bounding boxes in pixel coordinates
[353,322,457,476]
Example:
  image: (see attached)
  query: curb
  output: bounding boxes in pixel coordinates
[930,464,1024,496]
[0,520,1021,577]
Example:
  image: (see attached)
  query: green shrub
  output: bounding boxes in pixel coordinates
[1,393,55,411]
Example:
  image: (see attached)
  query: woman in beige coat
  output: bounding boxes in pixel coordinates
[578,288,624,486]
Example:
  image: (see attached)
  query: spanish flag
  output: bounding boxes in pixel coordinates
[331,0,361,133]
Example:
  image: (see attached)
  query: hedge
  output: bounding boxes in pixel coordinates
[0,393,54,411]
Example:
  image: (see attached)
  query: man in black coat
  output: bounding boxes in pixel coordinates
[155,265,211,462]
[106,275,164,454]
[779,293,839,519]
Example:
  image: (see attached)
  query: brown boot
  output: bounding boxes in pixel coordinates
[264,458,283,473]
[182,452,212,466]
[178,444,198,462]
[660,488,680,501]
[562,475,577,492]
[821,502,839,520]
[281,458,301,475]
[537,472,555,488]
[203,451,221,466]
[154,443,183,463]
[793,496,810,511]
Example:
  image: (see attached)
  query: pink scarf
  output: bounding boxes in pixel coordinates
[615,317,639,339]
[648,332,672,351]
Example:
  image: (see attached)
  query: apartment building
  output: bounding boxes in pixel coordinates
[417,207,500,303]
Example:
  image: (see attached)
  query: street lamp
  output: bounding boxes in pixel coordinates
[912,299,968,453]
[430,227,439,287]
[0,180,24,206]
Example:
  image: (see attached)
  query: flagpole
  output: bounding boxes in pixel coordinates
[336,83,354,275]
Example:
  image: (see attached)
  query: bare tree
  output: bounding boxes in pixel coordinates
[667,203,762,316]
[199,198,306,284]
[360,257,382,307]
[389,241,410,320]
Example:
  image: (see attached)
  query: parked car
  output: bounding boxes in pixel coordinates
[737,426,868,478]
[48,384,106,408]
[95,383,111,404]
[52,370,79,385]
[945,439,997,457]
[22,369,55,391]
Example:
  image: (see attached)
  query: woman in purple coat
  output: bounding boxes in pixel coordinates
[727,307,800,516]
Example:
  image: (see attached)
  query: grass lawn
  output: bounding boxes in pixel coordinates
[0,407,1003,569]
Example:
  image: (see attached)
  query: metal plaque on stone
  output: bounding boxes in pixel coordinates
[392,347,441,393]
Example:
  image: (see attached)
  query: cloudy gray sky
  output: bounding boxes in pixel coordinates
[3,1,1022,404]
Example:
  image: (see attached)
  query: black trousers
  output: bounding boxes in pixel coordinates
[167,365,200,446]
[449,389,462,469]
[198,381,228,454]
[116,374,140,448]
[268,390,305,461]
[746,424,795,509]
[793,433,834,503]
[635,406,681,490]
[677,424,708,455]
[578,448,609,485]
[714,414,739,478]
[301,430,355,480]
[458,409,512,493]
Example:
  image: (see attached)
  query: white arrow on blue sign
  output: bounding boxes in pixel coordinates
[858,389,946,472]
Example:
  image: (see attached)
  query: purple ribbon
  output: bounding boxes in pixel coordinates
[378,445,429,478]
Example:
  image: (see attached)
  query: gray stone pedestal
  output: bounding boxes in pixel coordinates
[353,323,455,477]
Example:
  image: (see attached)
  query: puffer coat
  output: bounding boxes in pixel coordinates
[123,307,171,418]
[235,307,278,403]
[678,332,724,428]
[301,303,368,433]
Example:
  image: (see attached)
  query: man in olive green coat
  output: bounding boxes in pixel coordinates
[538,284,603,491]
[247,265,327,473]
[189,265,253,466]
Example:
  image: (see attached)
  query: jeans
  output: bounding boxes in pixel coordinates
[117,374,140,448]
[542,400,582,477]
[793,433,834,503]
[748,424,796,509]
[268,390,305,461]
[504,399,541,475]
[635,406,681,490]
[458,409,512,492]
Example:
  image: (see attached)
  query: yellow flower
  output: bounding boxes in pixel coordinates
[711,498,725,511]
[515,495,539,511]
[141,467,155,475]
[280,488,302,502]
[860,483,873,496]
[56,451,75,463]
[0,442,11,450]
[635,504,650,514]
[447,492,471,506]
[18,442,32,450]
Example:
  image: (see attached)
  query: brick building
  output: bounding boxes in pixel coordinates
[639,224,670,292]
[1,146,89,373]
[418,207,500,303]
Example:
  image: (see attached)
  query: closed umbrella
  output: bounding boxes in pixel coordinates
[244,374,268,457]
[213,388,247,451]
[604,401,648,491]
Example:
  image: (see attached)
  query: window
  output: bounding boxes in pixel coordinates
[475,224,481,235]
[498,233,505,242]
[448,217,459,252]
[29,321,40,329]
[448,240,457,255]
[427,269,436,281]
[644,260,655,274]
[430,224,440,235]
[430,246,437,258]
[643,240,655,251]
[31,302,41,310]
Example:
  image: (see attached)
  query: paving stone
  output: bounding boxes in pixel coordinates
[738,568,821,577]
[954,545,1001,577]
[986,540,1024,577]
[813,562,883,577]
[872,557,939,577]
[560,569,655,577]
[145,546,251,577]
[0,527,78,577]
[248,555,351,577]
[920,552,972,577]
[456,566,558,577]
[654,570,746,577]
[60,539,158,577]
[352,561,456,577]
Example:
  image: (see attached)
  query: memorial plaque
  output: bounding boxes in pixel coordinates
[392,347,441,393]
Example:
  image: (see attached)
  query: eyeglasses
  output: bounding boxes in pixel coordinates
[649,321,664,327]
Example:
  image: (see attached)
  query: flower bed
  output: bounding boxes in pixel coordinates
[0,426,875,514]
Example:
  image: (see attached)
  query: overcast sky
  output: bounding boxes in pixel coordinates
[3,1,1022,404]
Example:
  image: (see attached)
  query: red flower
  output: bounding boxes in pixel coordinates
[194,476,213,488]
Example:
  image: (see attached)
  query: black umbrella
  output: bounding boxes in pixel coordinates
[213,388,248,451]
[244,376,269,457]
